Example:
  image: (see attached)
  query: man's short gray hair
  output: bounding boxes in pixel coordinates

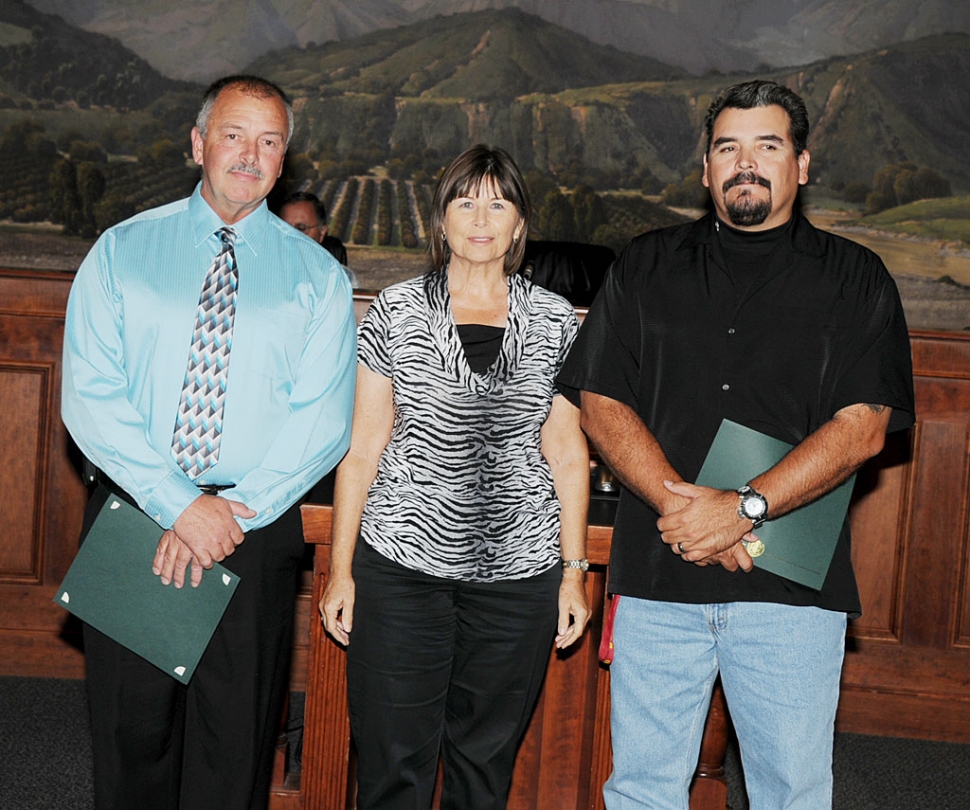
[196,75,294,147]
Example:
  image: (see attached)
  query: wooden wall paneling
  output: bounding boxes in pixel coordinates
[0,270,87,678]
[844,429,910,641]
[0,364,45,577]
[832,688,970,744]
[289,587,313,693]
[901,419,967,649]
[837,331,970,742]
[957,457,970,650]
[586,527,614,810]
[0,270,74,319]
[295,507,348,810]
[589,653,613,810]
[510,565,606,810]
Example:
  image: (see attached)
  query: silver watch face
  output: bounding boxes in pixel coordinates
[743,495,766,518]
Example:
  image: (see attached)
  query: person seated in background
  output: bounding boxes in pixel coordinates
[279,191,357,287]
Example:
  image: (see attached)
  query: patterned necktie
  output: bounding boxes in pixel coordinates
[172,227,238,479]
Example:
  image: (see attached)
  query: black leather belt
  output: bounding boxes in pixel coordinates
[91,465,234,496]
[196,483,236,495]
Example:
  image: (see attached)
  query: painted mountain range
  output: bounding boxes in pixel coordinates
[3,3,969,191]
[24,0,970,82]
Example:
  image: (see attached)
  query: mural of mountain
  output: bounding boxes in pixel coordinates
[249,8,682,100]
[244,10,970,191]
[0,0,193,109]
[795,33,970,190]
[242,8,691,190]
[22,0,406,81]
[4,3,969,193]
[2,1,969,277]
[23,0,970,81]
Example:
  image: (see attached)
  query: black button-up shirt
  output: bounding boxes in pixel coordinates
[558,212,915,614]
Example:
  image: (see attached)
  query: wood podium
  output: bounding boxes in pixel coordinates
[293,505,729,810]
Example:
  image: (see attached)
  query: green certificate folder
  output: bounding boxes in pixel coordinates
[54,495,240,684]
[694,419,856,590]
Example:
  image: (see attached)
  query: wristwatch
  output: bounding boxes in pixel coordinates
[562,558,589,572]
[736,485,768,528]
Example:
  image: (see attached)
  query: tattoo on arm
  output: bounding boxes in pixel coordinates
[864,403,887,414]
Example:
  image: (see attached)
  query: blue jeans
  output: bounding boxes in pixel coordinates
[604,597,847,810]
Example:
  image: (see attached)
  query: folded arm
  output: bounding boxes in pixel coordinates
[230,279,357,531]
[658,403,893,561]
[580,391,753,571]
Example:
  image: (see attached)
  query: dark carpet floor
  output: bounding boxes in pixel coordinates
[2,676,968,809]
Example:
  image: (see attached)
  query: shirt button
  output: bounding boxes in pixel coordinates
[155,514,162,521]
[722,383,730,391]
[728,328,736,334]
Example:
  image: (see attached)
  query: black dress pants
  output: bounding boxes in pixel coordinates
[80,484,304,810]
[346,540,560,810]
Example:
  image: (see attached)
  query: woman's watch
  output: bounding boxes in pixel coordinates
[562,558,589,572]
[736,485,769,528]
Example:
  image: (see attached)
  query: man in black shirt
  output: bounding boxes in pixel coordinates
[558,80,914,809]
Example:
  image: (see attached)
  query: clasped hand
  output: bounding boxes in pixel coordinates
[656,481,755,573]
[152,494,256,588]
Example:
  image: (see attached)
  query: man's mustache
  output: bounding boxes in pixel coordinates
[228,163,264,180]
[723,171,771,193]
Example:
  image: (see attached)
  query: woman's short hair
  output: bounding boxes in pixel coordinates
[429,144,531,275]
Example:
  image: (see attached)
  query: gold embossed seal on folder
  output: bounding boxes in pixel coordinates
[743,538,765,558]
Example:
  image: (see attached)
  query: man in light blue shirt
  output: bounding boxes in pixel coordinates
[61,75,356,810]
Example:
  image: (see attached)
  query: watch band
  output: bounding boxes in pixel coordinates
[562,558,589,572]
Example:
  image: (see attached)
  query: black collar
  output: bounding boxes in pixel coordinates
[677,210,827,260]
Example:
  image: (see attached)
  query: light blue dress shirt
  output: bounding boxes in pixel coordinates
[62,184,357,531]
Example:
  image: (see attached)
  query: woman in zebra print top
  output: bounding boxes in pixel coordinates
[320,145,591,809]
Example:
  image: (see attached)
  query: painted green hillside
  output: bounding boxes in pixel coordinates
[0,0,193,111]
[862,196,970,246]
[2,4,968,248]
[780,33,970,191]
[247,14,970,194]
[248,8,684,101]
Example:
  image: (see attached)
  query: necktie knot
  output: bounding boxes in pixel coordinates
[219,227,236,248]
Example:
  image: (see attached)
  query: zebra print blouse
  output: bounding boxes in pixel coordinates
[357,269,579,582]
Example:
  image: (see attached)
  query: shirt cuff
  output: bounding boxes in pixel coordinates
[143,470,205,529]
